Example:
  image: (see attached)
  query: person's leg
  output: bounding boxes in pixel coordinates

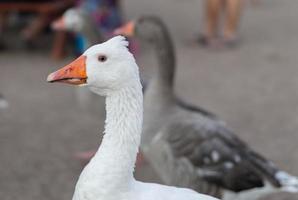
[223,0,243,40]
[203,0,222,39]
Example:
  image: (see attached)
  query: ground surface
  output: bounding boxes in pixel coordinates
[1,0,298,199]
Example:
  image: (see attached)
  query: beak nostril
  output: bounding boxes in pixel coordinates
[65,67,74,74]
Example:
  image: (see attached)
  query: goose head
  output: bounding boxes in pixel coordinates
[47,36,138,96]
[52,8,88,33]
[114,16,166,43]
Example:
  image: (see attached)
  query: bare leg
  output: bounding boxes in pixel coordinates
[223,0,243,40]
[203,0,222,39]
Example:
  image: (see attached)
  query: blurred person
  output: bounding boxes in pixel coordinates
[80,0,122,33]
[73,0,122,54]
[199,0,243,47]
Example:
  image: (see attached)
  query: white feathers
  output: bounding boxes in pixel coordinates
[84,36,129,56]
[70,37,218,200]
[211,151,220,162]
[275,171,298,192]
[83,36,138,96]
[224,162,234,169]
[108,35,129,48]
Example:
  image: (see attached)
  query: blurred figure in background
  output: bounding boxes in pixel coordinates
[21,0,73,46]
[79,0,122,34]
[0,0,74,49]
[71,0,122,54]
[199,0,243,47]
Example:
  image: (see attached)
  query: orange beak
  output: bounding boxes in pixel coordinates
[47,55,87,85]
[51,16,65,30]
[113,21,135,37]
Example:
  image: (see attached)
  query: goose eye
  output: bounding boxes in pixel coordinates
[97,55,107,62]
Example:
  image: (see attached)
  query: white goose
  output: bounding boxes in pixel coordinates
[52,10,145,162]
[47,36,218,200]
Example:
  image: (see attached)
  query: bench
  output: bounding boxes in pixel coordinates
[0,1,74,59]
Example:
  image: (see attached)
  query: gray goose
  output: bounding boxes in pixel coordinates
[115,16,298,199]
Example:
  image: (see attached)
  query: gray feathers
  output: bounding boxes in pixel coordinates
[136,16,289,198]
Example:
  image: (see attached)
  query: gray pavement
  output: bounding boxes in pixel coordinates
[1,0,298,199]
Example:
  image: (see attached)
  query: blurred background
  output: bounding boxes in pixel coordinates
[1,0,298,199]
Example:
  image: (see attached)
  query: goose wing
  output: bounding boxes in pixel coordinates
[163,117,281,193]
[176,98,218,119]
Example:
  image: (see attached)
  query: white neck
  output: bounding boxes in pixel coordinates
[73,80,143,199]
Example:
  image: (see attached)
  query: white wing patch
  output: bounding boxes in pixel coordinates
[275,171,298,192]
[211,151,220,162]
[224,162,234,169]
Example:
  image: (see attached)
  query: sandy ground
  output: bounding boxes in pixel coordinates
[1,0,298,199]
